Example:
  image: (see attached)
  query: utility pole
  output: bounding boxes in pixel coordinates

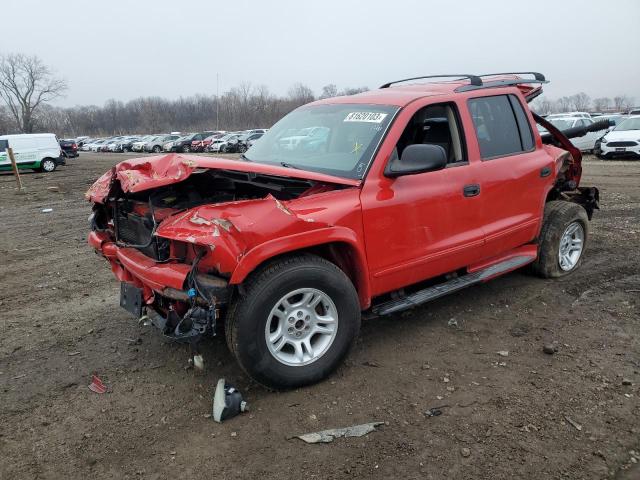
[216,73,220,131]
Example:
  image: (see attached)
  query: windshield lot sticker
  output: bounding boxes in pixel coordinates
[344,112,388,123]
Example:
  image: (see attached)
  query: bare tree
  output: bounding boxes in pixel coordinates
[613,95,635,112]
[340,86,369,96]
[592,97,611,112]
[288,83,315,104]
[569,92,591,111]
[532,96,554,115]
[319,84,338,99]
[0,53,68,133]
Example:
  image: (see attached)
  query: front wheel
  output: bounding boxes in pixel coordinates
[225,254,361,389]
[531,201,589,278]
[183,145,190,153]
[152,145,161,153]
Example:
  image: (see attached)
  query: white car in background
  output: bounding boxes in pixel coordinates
[131,135,156,152]
[546,117,600,152]
[546,111,592,120]
[599,115,640,159]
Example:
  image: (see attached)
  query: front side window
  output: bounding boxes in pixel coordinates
[393,102,466,165]
[468,95,534,159]
[245,103,398,179]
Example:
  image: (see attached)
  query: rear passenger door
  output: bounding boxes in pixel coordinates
[465,94,554,258]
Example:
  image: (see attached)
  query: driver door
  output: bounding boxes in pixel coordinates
[360,100,485,297]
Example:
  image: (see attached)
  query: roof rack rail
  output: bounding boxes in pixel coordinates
[380,74,482,89]
[478,72,546,82]
[455,72,548,92]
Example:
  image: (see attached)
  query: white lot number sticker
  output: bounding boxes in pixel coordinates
[344,112,388,123]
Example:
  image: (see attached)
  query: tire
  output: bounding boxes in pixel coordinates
[225,254,361,389]
[183,145,190,153]
[238,144,247,153]
[220,145,227,153]
[40,158,57,173]
[152,145,161,153]
[531,201,589,278]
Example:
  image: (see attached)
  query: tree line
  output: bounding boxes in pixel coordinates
[0,53,369,137]
[1,53,636,137]
[531,92,636,116]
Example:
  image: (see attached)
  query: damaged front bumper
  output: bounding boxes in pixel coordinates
[89,230,230,344]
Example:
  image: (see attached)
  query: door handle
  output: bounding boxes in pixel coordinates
[540,166,551,177]
[463,184,480,197]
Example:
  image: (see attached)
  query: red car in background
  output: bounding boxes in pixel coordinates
[190,131,222,152]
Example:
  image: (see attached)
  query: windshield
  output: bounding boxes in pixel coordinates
[245,104,398,179]
[614,117,640,131]
[548,119,575,130]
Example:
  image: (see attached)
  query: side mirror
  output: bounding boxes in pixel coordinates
[384,144,447,178]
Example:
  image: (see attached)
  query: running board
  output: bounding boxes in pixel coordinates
[371,255,533,316]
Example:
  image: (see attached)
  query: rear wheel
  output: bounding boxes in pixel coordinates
[152,145,161,153]
[183,145,190,153]
[531,201,588,278]
[40,158,57,173]
[225,254,361,389]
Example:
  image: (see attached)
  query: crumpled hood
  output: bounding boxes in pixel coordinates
[155,192,344,276]
[85,153,360,203]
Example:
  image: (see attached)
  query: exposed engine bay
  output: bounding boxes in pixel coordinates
[90,167,340,348]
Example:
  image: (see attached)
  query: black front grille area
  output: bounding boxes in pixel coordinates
[116,211,169,261]
[607,141,637,147]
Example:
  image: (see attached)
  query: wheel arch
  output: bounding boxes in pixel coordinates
[229,228,372,309]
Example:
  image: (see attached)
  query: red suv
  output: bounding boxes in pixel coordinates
[87,73,603,389]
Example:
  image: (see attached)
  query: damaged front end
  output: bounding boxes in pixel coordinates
[87,154,354,350]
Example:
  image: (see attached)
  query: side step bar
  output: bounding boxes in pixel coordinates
[371,255,533,316]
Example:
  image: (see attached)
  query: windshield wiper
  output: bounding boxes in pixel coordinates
[240,153,251,162]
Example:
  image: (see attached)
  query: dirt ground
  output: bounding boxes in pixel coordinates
[1,152,639,480]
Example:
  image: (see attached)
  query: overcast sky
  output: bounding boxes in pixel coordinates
[2,0,639,106]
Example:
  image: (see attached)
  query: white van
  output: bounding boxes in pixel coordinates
[0,133,64,173]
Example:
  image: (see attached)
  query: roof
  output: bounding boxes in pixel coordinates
[310,74,545,108]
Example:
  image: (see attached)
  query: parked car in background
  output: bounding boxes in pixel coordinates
[546,117,600,152]
[246,133,265,149]
[165,134,193,153]
[0,134,65,172]
[131,135,156,152]
[207,133,241,153]
[598,115,640,159]
[546,112,592,120]
[190,132,223,152]
[89,139,111,152]
[145,134,181,153]
[59,139,79,158]
[114,136,142,152]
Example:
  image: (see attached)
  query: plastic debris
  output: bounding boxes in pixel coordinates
[88,374,107,394]
[41,208,53,213]
[564,415,582,431]
[496,350,509,357]
[212,378,248,423]
[295,422,384,444]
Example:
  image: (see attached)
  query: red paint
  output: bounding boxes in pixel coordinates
[87,77,588,310]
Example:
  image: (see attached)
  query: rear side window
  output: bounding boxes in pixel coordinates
[468,95,534,159]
